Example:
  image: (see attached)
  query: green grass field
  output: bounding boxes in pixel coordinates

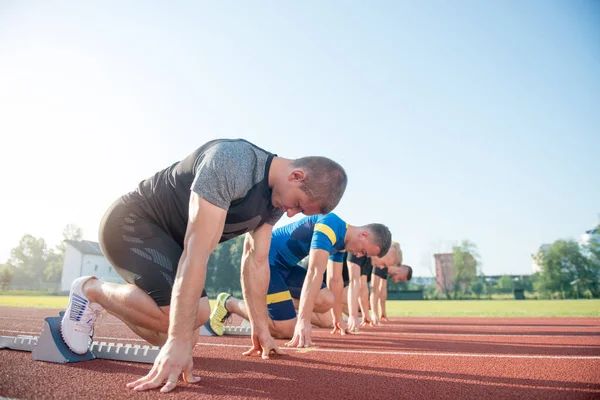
[0,296,598,317]
[383,299,600,317]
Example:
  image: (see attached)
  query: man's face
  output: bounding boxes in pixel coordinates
[371,249,398,268]
[271,177,321,217]
[345,232,381,258]
[388,265,410,283]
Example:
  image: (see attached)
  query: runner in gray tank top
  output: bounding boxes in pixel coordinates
[60,138,348,393]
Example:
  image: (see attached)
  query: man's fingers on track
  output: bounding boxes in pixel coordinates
[183,367,201,384]
[160,379,178,393]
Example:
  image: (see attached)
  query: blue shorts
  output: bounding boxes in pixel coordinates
[268,264,326,321]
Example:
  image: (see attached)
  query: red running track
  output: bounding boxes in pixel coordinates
[1,306,599,399]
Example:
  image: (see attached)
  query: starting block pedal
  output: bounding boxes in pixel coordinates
[32,312,95,364]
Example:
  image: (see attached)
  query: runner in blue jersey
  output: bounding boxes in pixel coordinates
[209,213,392,347]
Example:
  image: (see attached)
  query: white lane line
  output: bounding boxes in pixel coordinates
[383,324,600,329]
[3,329,599,360]
[190,342,600,360]
[356,331,600,338]
[2,328,598,340]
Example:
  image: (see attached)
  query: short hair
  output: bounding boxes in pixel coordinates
[390,241,403,265]
[403,265,413,281]
[291,156,348,214]
[364,223,392,257]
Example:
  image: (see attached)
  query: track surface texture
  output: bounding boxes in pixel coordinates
[1,306,599,399]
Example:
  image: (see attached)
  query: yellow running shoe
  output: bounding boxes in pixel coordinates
[209,292,231,336]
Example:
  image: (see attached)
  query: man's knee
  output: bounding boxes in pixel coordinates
[314,289,334,313]
[271,319,295,339]
[193,297,211,330]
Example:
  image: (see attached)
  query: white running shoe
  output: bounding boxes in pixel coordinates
[60,276,103,354]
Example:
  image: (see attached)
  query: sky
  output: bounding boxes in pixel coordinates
[0,1,598,278]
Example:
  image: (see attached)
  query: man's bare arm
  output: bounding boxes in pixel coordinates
[346,261,361,331]
[129,193,226,393]
[347,261,361,318]
[370,273,382,324]
[358,275,370,323]
[241,223,273,335]
[297,249,330,321]
[326,260,345,333]
[170,193,226,341]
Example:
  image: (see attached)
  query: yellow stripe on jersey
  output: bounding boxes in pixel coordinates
[267,291,292,304]
[314,223,337,245]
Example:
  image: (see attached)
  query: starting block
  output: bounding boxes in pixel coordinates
[1,311,252,364]
[199,318,252,336]
[0,311,160,364]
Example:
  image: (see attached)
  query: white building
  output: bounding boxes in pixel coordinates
[60,240,126,292]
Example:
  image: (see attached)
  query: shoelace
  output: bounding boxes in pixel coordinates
[73,305,104,336]
[213,303,231,324]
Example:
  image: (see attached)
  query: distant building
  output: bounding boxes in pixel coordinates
[411,276,435,287]
[60,240,126,292]
[434,253,455,292]
[434,252,476,293]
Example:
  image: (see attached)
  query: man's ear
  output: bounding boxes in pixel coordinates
[288,169,306,182]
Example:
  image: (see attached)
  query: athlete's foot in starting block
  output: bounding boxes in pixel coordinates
[209,292,232,336]
[60,276,104,354]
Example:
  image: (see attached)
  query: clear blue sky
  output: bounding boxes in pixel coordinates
[1,1,598,277]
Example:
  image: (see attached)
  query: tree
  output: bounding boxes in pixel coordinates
[205,235,245,295]
[0,264,15,290]
[470,279,484,299]
[46,224,84,286]
[9,234,51,289]
[496,275,514,293]
[535,239,597,298]
[55,224,83,256]
[44,252,63,283]
[450,240,479,299]
[580,228,600,297]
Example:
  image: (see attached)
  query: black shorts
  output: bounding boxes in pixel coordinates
[99,195,207,307]
[373,266,388,279]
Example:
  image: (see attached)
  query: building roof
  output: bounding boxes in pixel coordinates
[65,240,104,256]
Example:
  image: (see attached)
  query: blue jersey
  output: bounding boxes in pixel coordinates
[269,213,348,269]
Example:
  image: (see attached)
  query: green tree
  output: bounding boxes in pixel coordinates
[44,252,63,283]
[0,264,15,290]
[205,235,245,295]
[580,227,600,297]
[496,275,514,293]
[470,279,484,299]
[9,234,51,289]
[535,239,597,298]
[55,224,83,255]
[450,240,479,299]
[45,224,84,285]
